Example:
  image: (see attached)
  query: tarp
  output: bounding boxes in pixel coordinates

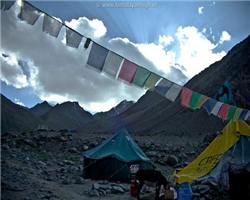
[175,121,250,184]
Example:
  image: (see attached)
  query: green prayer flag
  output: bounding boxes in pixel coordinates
[227,106,237,120]
[144,73,161,91]
[133,67,151,87]
[190,92,201,110]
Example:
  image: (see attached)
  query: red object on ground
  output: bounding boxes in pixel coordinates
[130,178,139,197]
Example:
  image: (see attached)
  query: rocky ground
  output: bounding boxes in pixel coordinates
[1,130,230,200]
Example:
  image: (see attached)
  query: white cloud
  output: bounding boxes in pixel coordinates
[158,35,174,46]
[175,26,226,78]
[1,55,29,88]
[15,98,25,107]
[1,3,228,112]
[198,6,204,14]
[65,17,107,38]
[219,31,231,44]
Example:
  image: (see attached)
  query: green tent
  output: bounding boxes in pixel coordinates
[82,129,153,182]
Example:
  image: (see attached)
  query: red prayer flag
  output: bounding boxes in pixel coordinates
[218,104,230,120]
[180,87,193,108]
[118,60,138,84]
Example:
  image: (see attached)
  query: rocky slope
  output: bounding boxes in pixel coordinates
[41,101,94,130]
[1,94,44,134]
[81,35,250,135]
[94,100,134,119]
[30,101,53,117]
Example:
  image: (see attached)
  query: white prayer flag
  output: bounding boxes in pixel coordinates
[43,14,63,38]
[211,101,223,116]
[66,28,83,48]
[165,84,183,102]
[102,51,124,79]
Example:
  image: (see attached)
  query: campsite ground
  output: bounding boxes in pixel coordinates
[1,130,209,200]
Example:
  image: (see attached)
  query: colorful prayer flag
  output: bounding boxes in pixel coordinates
[211,101,223,116]
[203,98,217,114]
[66,28,83,48]
[102,51,124,79]
[118,60,138,84]
[214,80,233,104]
[196,95,209,109]
[218,104,230,120]
[43,14,63,37]
[244,111,250,121]
[19,1,41,25]
[133,67,151,88]
[180,87,193,108]
[227,106,237,120]
[189,92,201,110]
[86,43,109,72]
[165,84,183,102]
[233,108,243,121]
[239,109,249,121]
[155,78,173,96]
[144,73,161,91]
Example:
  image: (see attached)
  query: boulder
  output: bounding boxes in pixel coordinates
[167,155,179,166]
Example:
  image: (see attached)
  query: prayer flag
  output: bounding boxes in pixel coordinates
[203,98,217,114]
[180,87,193,108]
[165,84,183,102]
[244,111,250,121]
[118,60,138,84]
[43,14,63,37]
[233,108,243,121]
[218,104,230,120]
[214,80,233,104]
[1,1,15,11]
[196,95,209,109]
[239,109,249,121]
[144,73,161,91]
[211,101,223,116]
[66,28,83,48]
[19,1,41,25]
[86,43,109,72]
[155,78,173,96]
[133,67,151,88]
[227,106,237,120]
[189,92,201,110]
[102,51,124,79]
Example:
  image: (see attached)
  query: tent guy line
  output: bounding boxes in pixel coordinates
[2,0,250,123]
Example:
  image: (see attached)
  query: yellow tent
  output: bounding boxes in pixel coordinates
[175,121,250,184]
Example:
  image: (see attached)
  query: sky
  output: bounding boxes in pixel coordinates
[1,0,250,113]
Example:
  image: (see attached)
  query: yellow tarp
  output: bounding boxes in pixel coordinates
[175,121,250,184]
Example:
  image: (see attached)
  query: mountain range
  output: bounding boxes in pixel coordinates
[1,35,250,134]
